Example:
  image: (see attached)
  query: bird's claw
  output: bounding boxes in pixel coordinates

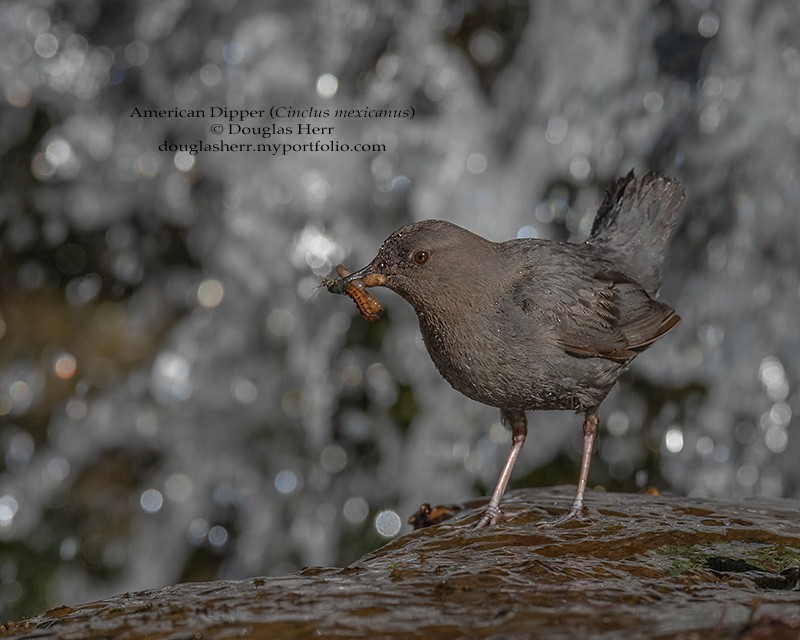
[538,500,584,528]
[474,504,504,528]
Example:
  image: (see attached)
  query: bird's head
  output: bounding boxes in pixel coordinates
[337,220,494,309]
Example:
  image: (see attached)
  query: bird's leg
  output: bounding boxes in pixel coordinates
[475,409,527,528]
[543,407,599,526]
[568,407,599,516]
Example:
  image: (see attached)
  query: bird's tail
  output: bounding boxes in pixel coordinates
[587,171,684,297]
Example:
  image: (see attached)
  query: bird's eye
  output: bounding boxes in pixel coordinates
[412,250,429,265]
[377,260,388,271]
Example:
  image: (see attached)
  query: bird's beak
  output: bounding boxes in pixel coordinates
[339,263,375,284]
[327,262,387,294]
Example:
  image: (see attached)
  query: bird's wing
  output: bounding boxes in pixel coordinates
[511,256,679,363]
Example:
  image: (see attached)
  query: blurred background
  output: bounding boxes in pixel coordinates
[0,0,798,621]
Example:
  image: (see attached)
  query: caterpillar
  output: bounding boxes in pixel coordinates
[326,264,384,322]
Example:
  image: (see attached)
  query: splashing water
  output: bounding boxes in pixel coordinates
[0,0,797,620]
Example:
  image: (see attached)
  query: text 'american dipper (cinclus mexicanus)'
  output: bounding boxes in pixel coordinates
[328,171,684,527]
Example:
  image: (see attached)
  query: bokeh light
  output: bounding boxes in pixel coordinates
[0,0,797,625]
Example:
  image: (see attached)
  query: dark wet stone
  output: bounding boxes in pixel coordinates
[1,488,799,640]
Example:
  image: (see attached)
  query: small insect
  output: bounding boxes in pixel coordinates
[325,264,384,322]
[407,502,463,529]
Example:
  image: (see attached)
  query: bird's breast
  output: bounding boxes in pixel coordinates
[415,305,622,411]
[416,306,539,408]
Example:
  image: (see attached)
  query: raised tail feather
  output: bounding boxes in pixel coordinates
[587,171,684,297]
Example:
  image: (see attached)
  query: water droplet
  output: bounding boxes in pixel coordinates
[174,150,195,172]
[140,489,163,513]
[765,427,788,453]
[698,12,720,38]
[165,473,193,502]
[34,33,58,58]
[643,92,664,113]
[320,445,347,474]
[316,73,338,98]
[47,456,70,481]
[343,496,369,524]
[375,510,401,537]
[222,42,244,65]
[664,427,683,453]
[466,152,487,174]
[197,279,224,308]
[544,116,567,144]
[275,469,298,494]
[187,518,210,544]
[53,352,77,380]
[696,436,714,457]
[208,525,228,546]
[468,28,502,65]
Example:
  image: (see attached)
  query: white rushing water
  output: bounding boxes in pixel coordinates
[0,0,797,617]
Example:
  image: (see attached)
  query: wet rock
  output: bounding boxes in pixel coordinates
[1,488,798,640]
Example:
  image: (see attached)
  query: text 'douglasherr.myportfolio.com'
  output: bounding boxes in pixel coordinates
[130,105,416,156]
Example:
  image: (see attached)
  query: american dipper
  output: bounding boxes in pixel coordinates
[330,171,684,526]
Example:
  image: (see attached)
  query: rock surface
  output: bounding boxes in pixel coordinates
[2,488,799,640]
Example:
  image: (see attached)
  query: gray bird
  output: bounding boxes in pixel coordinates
[332,171,684,526]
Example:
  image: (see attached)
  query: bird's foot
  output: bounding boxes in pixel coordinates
[539,499,584,528]
[474,503,504,528]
